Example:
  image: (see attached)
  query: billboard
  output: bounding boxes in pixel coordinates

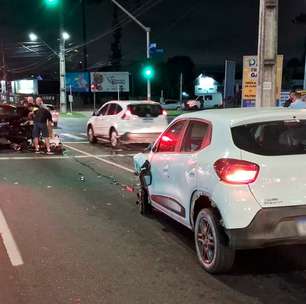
[242,55,283,107]
[12,79,38,95]
[66,72,90,93]
[90,72,129,92]
[242,56,258,101]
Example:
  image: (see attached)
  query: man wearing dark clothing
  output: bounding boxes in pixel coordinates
[32,97,53,154]
[283,91,295,107]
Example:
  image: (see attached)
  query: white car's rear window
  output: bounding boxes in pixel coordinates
[128,104,162,118]
[231,120,306,156]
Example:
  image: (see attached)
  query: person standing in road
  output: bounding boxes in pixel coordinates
[27,96,34,106]
[283,90,295,107]
[32,97,53,154]
[289,92,306,109]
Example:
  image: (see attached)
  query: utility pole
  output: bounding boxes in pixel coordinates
[146,29,151,100]
[179,73,183,103]
[59,36,67,113]
[111,0,151,100]
[256,0,279,107]
[1,43,8,101]
[58,0,67,113]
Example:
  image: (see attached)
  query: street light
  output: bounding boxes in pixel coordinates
[62,32,70,41]
[26,31,71,113]
[59,31,70,113]
[29,33,38,42]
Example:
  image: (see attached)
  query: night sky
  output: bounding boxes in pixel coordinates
[0,0,305,74]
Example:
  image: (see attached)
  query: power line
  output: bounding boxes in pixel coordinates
[8,54,57,73]
[66,0,163,52]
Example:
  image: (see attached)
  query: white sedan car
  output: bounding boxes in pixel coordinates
[134,108,306,273]
[160,99,181,111]
[87,100,168,148]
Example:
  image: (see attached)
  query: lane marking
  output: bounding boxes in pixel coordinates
[80,133,87,136]
[0,209,24,267]
[62,141,89,144]
[64,144,135,174]
[0,153,135,161]
[0,155,86,161]
[60,133,85,140]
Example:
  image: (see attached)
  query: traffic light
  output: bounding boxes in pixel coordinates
[44,0,59,8]
[91,83,97,92]
[142,65,155,80]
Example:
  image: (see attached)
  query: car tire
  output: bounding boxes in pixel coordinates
[137,187,152,215]
[194,208,235,274]
[110,129,120,148]
[87,126,97,144]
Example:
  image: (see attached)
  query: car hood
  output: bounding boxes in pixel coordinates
[0,114,20,122]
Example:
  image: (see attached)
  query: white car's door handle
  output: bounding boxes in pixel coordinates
[163,165,169,173]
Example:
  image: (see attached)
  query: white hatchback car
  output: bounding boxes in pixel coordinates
[86,100,168,147]
[134,108,306,273]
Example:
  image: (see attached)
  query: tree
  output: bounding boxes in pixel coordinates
[164,56,195,98]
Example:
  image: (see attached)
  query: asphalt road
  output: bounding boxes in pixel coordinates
[0,115,306,304]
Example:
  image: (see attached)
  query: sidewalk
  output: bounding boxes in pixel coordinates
[60,111,92,119]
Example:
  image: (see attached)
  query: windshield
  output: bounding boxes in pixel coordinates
[128,104,162,118]
[232,120,306,156]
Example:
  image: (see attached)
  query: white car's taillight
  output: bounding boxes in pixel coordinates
[214,158,259,184]
[162,109,167,116]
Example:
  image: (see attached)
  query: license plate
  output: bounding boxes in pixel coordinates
[297,218,306,236]
[143,118,153,122]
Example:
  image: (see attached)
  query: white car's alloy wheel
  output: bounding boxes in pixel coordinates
[110,130,119,148]
[195,209,235,274]
[196,216,216,265]
[87,126,96,143]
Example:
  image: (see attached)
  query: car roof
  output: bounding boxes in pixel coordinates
[177,107,306,127]
[106,100,160,105]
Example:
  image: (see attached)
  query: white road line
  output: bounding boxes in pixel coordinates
[64,144,135,174]
[0,209,24,267]
[62,141,89,144]
[0,153,135,161]
[60,133,85,140]
[0,155,84,161]
[80,133,87,136]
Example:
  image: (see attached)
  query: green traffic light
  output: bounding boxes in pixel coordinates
[44,0,59,7]
[142,65,155,80]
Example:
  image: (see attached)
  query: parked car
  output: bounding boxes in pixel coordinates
[0,104,19,138]
[134,108,306,273]
[185,93,223,110]
[45,104,59,128]
[86,100,168,148]
[160,99,181,111]
[0,104,28,147]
